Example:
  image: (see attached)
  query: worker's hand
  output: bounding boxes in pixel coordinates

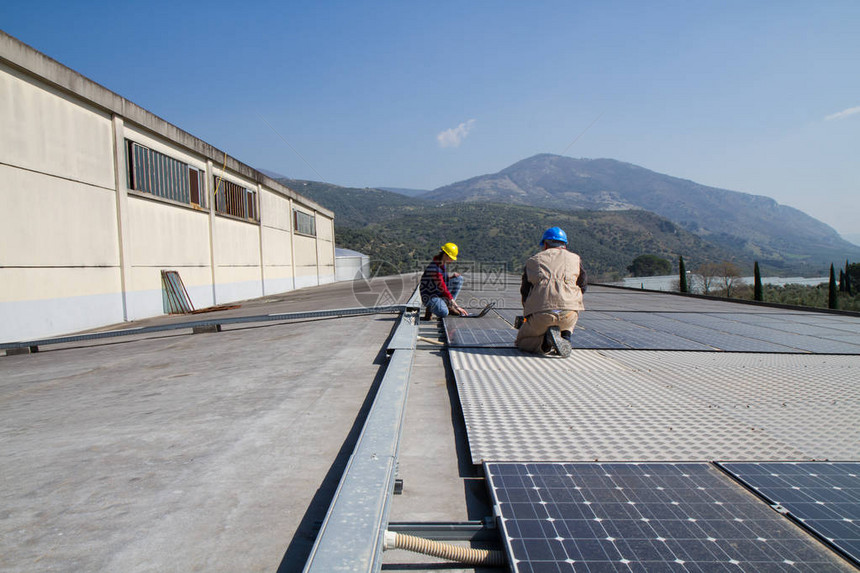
[454,305,469,316]
[451,272,461,278]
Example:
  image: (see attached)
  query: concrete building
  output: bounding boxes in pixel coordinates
[0,31,335,343]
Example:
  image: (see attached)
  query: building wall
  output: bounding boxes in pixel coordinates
[316,216,336,285]
[0,32,335,342]
[336,256,370,282]
[260,189,295,295]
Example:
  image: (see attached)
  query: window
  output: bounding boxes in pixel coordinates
[126,140,204,207]
[214,177,259,222]
[293,209,316,236]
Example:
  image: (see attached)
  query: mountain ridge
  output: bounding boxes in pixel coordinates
[424,154,858,268]
[274,155,858,277]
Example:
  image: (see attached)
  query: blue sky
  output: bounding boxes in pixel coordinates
[3,1,858,236]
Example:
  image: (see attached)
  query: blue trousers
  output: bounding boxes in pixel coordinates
[425,276,463,318]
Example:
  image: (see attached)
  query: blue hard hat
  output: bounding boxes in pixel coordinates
[540,226,568,246]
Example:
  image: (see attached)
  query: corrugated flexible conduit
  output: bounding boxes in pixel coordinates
[383,530,506,567]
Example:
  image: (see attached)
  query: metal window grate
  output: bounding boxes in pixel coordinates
[293,209,316,236]
[214,177,258,222]
[126,140,202,206]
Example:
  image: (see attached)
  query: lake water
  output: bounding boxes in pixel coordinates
[608,274,829,292]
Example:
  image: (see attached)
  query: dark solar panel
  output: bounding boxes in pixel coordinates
[672,313,860,354]
[568,327,629,349]
[446,325,516,347]
[721,462,860,567]
[583,317,716,351]
[485,462,854,572]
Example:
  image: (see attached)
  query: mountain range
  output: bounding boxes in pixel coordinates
[273,154,859,277]
[422,154,858,268]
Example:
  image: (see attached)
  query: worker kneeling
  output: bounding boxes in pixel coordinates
[516,227,587,358]
[420,242,469,319]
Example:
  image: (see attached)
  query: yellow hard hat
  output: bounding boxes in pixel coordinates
[441,242,459,260]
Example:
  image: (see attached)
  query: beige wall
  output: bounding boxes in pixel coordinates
[316,217,335,284]
[212,215,264,302]
[124,196,214,318]
[0,165,120,270]
[1,34,336,343]
[0,63,114,188]
[1,62,124,340]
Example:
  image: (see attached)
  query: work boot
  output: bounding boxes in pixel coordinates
[423,307,432,322]
[545,326,572,358]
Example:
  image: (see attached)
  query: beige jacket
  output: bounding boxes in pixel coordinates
[522,248,585,316]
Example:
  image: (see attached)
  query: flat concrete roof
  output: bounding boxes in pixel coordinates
[2,274,859,572]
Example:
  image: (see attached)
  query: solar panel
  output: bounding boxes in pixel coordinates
[675,313,860,354]
[567,327,629,349]
[445,323,516,347]
[720,462,860,567]
[584,314,716,351]
[485,462,855,572]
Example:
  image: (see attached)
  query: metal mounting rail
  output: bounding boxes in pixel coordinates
[0,305,405,351]
[303,302,419,572]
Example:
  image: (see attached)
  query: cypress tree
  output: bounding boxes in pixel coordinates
[839,269,846,293]
[829,263,838,310]
[846,259,853,296]
[679,256,688,293]
[753,261,763,301]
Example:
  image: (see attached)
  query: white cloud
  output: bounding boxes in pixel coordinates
[825,106,860,121]
[437,119,476,147]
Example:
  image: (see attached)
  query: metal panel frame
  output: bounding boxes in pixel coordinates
[303,306,417,572]
[1,305,406,351]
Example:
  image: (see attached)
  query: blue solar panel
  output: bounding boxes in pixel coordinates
[568,327,629,349]
[721,462,860,567]
[583,317,716,351]
[485,462,854,572]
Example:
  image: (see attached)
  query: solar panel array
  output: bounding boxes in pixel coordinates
[446,281,860,353]
[720,462,860,567]
[442,280,860,570]
[486,462,855,572]
[445,310,860,353]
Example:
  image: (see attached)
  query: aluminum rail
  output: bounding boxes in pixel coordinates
[303,301,419,572]
[0,305,406,352]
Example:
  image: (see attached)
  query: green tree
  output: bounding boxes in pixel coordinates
[754,261,763,301]
[678,256,688,293]
[828,263,838,309]
[628,254,672,277]
[849,262,860,290]
[845,259,853,295]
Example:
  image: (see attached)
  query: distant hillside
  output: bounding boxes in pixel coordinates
[378,187,431,198]
[335,203,736,278]
[844,233,860,247]
[278,176,740,278]
[277,179,427,227]
[425,154,860,270]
